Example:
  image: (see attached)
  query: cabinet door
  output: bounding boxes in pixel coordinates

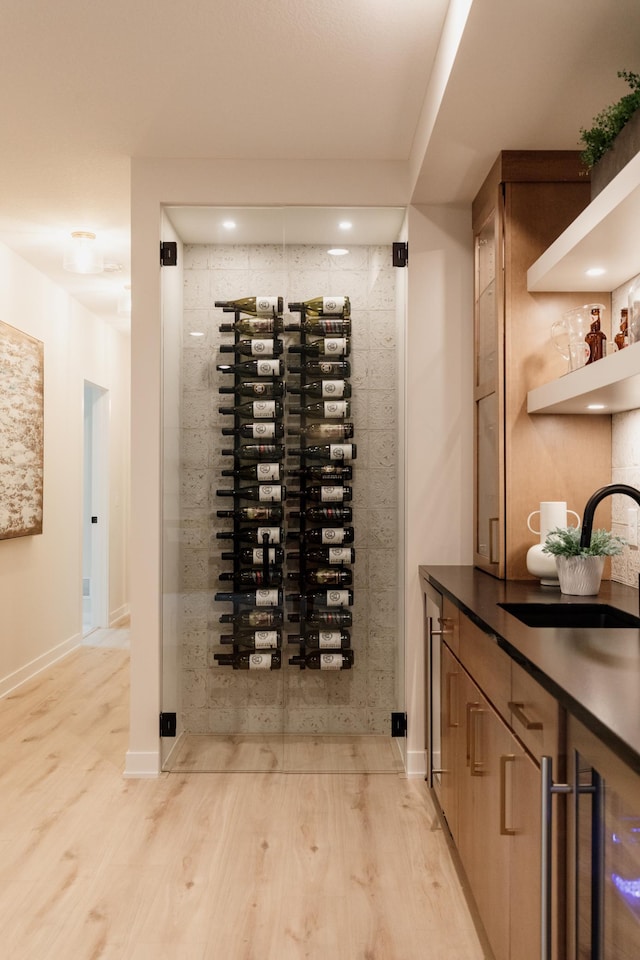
[439,644,461,841]
[508,747,542,960]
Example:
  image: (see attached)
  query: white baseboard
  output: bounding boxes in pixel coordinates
[124,749,161,778]
[110,604,130,627]
[0,633,81,700]
[405,749,427,778]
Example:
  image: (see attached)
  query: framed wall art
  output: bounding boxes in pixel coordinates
[0,321,44,539]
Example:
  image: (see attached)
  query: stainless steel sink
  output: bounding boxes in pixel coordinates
[498,602,640,629]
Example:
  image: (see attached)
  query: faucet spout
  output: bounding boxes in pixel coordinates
[580,483,640,550]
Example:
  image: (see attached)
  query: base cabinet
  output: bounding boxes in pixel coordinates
[437,611,559,960]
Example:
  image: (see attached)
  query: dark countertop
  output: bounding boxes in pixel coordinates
[419,565,640,775]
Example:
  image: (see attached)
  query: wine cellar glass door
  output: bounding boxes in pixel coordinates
[161,206,403,774]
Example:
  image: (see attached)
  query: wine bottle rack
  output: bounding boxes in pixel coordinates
[285,297,356,671]
[210,295,356,673]
[212,297,286,671]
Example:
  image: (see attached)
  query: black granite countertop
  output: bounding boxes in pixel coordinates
[419,565,640,775]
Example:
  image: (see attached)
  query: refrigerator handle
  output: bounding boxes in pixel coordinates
[541,756,572,960]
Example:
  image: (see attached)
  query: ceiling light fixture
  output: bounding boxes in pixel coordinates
[223,220,236,230]
[63,231,104,275]
[585,266,606,277]
[587,403,606,410]
[190,331,205,338]
[339,221,352,230]
[328,248,349,256]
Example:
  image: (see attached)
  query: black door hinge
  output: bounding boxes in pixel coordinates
[391,712,407,737]
[160,241,178,267]
[392,242,408,267]
[159,712,177,737]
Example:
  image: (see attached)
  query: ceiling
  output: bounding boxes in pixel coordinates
[1,0,639,330]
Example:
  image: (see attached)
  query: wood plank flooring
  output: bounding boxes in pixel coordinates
[0,640,488,959]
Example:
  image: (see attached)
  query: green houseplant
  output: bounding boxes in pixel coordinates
[579,70,640,170]
[542,526,627,595]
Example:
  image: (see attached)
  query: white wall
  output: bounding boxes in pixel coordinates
[0,241,130,696]
[403,203,474,774]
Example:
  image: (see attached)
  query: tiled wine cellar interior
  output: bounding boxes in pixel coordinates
[176,242,400,739]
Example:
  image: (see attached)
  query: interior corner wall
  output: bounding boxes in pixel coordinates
[403,203,474,775]
[0,241,130,697]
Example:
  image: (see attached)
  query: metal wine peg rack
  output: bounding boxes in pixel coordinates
[211,295,355,673]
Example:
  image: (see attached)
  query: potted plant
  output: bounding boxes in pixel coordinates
[542,525,627,596]
[579,70,640,197]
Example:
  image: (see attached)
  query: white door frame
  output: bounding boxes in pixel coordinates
[84,381,110,631]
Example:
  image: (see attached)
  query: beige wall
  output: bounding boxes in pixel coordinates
[0,241,130,695]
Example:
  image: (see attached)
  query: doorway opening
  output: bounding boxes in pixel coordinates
[83,381,109,636]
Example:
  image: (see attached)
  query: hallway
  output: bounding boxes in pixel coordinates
[0,640,486,959]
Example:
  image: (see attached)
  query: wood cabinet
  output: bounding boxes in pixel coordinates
[438,608,563,960]
[472,151,612,579]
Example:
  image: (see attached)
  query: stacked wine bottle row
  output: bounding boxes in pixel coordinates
[285,296,355,671]
[213,296,286,671]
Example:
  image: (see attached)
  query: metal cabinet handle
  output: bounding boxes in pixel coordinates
[489,516,500,564]
[465,701,479,764]
[500,755,516,836]
[509,700,543,731]
[541,756,572,960]
[430,617,453,638]
[446,671,459,729]
[469,706,484,776]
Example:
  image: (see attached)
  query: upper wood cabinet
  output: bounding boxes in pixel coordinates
[472,151,612,579]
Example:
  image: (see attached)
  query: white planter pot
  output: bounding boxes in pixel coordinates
[555,556,605,596]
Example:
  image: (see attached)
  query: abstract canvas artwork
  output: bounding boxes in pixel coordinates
[0,321,44,538]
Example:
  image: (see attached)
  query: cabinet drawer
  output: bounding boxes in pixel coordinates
[458,612,511,720]
[440,597,459,655]
[510,660,561,764]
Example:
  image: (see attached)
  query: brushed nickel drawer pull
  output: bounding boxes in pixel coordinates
[509,700,543,730]
[500,754,516,836]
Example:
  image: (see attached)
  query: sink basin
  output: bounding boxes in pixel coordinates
[498,602,640,629]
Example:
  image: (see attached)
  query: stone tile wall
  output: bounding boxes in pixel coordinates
[177,243,399,734]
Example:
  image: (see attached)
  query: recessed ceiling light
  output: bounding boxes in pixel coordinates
[587,403,606,410]
[222,220,236,230]
[339,221,352,230]
[328,248,349,256]
[585,267,606,277]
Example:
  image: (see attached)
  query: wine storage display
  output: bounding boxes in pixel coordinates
[212,294,355,673]
[285,296,356,671]
[213,296,286,671]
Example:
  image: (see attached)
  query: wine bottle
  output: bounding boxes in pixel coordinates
[220,630,282,649]
[287,423,354,441]
[219,317,283,335]
[216,484,286,502]
[288,609,352,627]
[219,569,283,587]
[287,567,352,587]
[287,464,352,482]
[287,547,355,564]
[219,380,285,399]
[289,651,354,670]
[217,359,283,377]
[289,401,350,419]
[288,337,350,357]
[288,507,352,524]
[285,317,351,336]
[216,526,283,544]
[214,588,282,607]
[216,506,282,523]
[287,379,351,399]
[221,546,285,565]
[288,443,356,461]
[215,651,282,670]
[214,296,284,316]
[219,338,283,357]
[288,629,350,650]
[221,463,282,481]
[289,485,352,503]
[221,422,284,440]
[219,609,283,627]
[221,444,285,461]
[286,589,353,607]
[288,296,350,317]
[288,360,350,378]
[219,400,284,419]
[288,525,354,545]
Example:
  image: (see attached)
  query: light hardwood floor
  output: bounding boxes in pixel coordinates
[0,641,488,959]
